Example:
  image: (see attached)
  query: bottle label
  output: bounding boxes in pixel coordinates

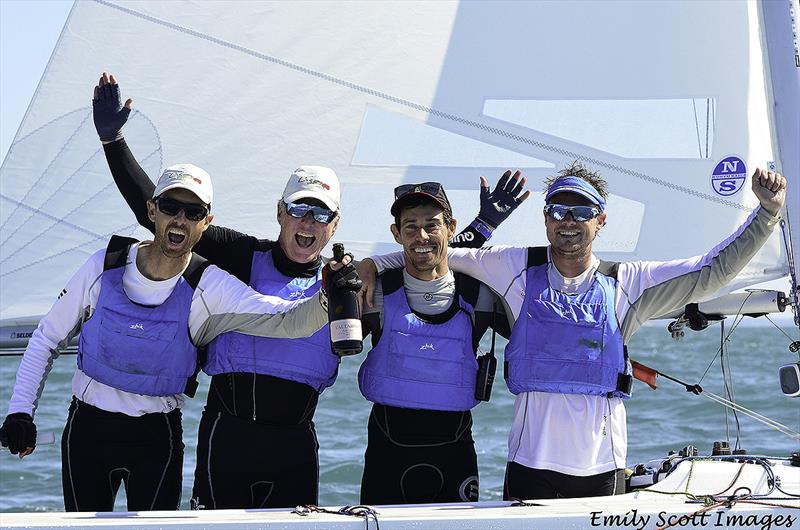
[330,319,362,342]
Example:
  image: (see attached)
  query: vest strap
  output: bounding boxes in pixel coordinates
[597,259,620,279]
[104,235,139,271]
[181,252,209,397]
[182,253,211,288]
[526,246,548,267]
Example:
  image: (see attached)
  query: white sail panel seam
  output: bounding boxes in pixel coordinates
[91,0,751,211]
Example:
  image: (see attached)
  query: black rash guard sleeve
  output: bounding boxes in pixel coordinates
[103,139,155,232]
[103,138,265,282]
[450,219,488,249]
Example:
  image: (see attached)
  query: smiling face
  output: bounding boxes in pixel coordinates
[277,198,340,263]
[147,188,213,259]
[391,202,455,280]
[544,192,606,265]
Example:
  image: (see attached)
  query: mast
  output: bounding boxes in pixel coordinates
[761,0,800,329]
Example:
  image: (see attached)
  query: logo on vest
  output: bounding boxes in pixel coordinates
[129,323,144,331]
[288,290,306,299]
[420,343,435,350]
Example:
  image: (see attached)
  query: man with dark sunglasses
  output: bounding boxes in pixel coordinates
[362,161,787,500]
[91,73,519,508]
[356,176,529,505]
[0,162,355,512]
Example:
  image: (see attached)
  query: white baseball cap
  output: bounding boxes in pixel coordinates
[281,166,341,212]
[153,164,213,206]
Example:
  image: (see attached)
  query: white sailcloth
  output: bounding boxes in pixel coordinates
[1,0,797,320]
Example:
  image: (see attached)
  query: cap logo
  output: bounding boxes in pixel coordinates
[414,186,422,193]
[298,175,331,190]
[162,170,195,183]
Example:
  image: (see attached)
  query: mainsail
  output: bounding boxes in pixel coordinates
[1,0,798,321]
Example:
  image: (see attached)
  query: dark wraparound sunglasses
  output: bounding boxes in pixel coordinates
[394,182,446,201]
[544,203,601,222]
[283,201,338,224]
[156,197,209,221]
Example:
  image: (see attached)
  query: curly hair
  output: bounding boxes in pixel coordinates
[543,161,609,201]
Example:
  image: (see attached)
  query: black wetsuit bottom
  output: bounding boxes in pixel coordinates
[61,397,183,512]
[360,404,479,505]
[191,373,320,509]
[503,461,626,500]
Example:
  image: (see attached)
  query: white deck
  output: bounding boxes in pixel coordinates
[1,459,797,529]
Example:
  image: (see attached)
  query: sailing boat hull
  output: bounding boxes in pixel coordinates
[0,458,796,529]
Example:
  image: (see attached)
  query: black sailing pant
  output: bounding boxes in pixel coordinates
[61,397,183,512]
[191,408,319,509]
[503,461,626,500]
[360,403,479,505]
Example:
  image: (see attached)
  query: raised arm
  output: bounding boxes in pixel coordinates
[93,73,154,230]
[617,169,787,338]
[93,73,260,274]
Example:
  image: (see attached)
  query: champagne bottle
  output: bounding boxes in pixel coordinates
[328,243,363,356]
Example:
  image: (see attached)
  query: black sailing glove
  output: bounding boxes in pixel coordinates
[92,79,131,142]
[322,254,363,295]
[0,413,36,455]
[477,169,528,229]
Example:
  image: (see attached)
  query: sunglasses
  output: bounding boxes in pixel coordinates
[394,182,446,201]
[155,197,209,221]
[544,203,601,222]
[283,201,338,224]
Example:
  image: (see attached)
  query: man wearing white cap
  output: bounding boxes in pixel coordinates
[0,160,354,512]
[93,73,510,508]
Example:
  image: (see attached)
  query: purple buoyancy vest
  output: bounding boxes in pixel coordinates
[78,236,206,397]
[204,249,339,392]
[358,270,480,411]
[504,249,631,399]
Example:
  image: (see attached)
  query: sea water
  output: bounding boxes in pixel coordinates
[0,325,797,512]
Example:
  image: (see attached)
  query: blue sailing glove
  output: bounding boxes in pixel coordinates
[477,170,529,229]
[0,412,36,455]
[92,75,131,142]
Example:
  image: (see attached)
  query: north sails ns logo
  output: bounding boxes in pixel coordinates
[420,343,435,350]
[129,323,144,331]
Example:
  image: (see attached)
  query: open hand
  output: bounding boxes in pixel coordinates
[92,72,133,142]
[478,169,531,228]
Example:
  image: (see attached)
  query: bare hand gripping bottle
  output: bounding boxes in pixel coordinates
[328,243,363,356]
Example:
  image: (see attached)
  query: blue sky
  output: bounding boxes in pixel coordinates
[1,0,73,161]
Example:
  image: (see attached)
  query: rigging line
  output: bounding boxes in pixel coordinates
[90,0,753,212]
[721,319,742,450]
[720,320,731,444]
[0,223,140,279]
[697,291,753,384]
[0,147,103,263]
[763,314,799,342]
[0,144,162,268]
[692,99,702,158]
[0,110,92,235]
[780,215,800,330]
[0,194,103,239]
[705,98,710,159]
[701,391,800,440]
